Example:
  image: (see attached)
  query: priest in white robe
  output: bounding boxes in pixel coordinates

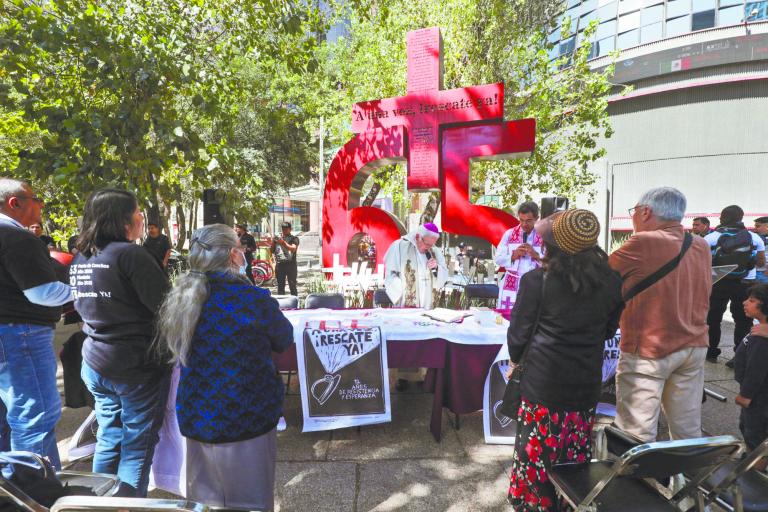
[494,201,544,309]
[383,223,449,309]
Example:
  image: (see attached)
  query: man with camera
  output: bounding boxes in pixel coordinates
[272,221,299,296]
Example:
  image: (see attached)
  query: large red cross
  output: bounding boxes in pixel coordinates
[351,27,504,191]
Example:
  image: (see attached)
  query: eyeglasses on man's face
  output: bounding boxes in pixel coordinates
[17,195,44,205]
[628,205,647,216]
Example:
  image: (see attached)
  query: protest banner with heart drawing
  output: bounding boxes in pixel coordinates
[296,320,391,432]
[482,331,621,444]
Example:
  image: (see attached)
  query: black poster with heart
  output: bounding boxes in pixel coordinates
[485,360,518,441]
[298,325,390,432]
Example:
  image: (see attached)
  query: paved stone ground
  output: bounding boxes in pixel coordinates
[51,304,743,511]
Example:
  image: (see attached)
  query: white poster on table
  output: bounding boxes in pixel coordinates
[483,330,622,444]
[296,320,391,432]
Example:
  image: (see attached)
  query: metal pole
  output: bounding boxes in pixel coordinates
[318,116,324,248]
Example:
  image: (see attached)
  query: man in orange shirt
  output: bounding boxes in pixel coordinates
[609,187,712,442]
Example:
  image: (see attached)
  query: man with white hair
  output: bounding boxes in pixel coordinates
[609,187,712,442]
[384,223,449,391]
[0,178,72,467]
[383,223,449,309]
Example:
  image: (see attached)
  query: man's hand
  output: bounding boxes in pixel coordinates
[736,394,752,408]
[512,246,528,260]
[752,324,768,337]
[505,362,518,380]
[426,258,437,270]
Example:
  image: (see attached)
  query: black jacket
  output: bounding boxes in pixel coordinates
[507,267,624,411]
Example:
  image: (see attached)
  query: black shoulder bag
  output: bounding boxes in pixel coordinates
[499,274,546,419]
[622,232,693,302]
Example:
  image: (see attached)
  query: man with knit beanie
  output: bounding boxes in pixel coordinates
[609,187,712,442]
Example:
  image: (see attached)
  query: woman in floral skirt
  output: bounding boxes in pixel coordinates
[506,210,624,511]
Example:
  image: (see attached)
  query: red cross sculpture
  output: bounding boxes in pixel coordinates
[322,27,536,271]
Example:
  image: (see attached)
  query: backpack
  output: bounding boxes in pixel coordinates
[0,452,94,512]
[712,227,756,280]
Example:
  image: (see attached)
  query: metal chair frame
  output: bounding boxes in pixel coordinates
[0,451,120,512]
[704,438,768,512]
[551,435,742,512]
[51,496,210,512]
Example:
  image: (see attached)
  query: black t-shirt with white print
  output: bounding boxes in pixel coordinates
[71,242,169,382]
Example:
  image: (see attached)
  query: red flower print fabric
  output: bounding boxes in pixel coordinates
[508,397,595,511]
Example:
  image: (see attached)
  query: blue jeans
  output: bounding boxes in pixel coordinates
[0,323,62,469]
[81,362,170,497]
[757,270,768,284]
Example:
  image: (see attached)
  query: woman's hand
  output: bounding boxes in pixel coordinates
[735,394,752,408]
[505,362,518,380]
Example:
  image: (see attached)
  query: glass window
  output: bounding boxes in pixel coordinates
[597,1,618,20]
[618,10,641,30]
[559,36,576,56]
[640,21,663,42]
[692,8,716,28]
[641,4,664,24]
[596,35,616,56]
[599,0,615,6]
[692,0,716,11]
[548,27,561,44]
[719,0,742,6]
[642,0,663,6]
[549,45,560,61]
[596,18,618,38]
[567,0,581,7]
[617,28,640,48]
[667,0,692,18]
[563,5,580,31]
[746,1,768,21]
[565,5,580,20]
[582,0,598,12]
[666,15,691,35]
[717,5,743,25]
[581,9,599,26]
[618,0,641,14]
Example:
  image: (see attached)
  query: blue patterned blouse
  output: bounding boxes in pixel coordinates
[176,273,294,443]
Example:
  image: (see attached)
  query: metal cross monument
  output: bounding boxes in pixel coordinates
[322,27,536,270]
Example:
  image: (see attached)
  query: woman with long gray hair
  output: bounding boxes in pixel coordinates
[156,224,293,510]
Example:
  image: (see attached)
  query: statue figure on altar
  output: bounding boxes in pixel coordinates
[494,202,544,309]
[383,223,449,309]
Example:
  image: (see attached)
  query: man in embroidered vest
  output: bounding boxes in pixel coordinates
[494,202,544,310]
[383,223,449,309]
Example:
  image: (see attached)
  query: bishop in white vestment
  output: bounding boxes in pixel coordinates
[383,223,449,309]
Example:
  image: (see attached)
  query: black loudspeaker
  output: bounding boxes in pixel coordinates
[541,196,569,219]
[202,189,223,225]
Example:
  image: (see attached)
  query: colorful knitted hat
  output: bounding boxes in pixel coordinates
[551,209,600,254]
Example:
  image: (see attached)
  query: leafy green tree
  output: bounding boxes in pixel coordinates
[0,0,321,246]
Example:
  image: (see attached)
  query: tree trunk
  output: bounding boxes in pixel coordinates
[362,182,381,207]
[187,199,197,245]
[172,187,186,250]
[161,200,172,243]
[419,192,440,224]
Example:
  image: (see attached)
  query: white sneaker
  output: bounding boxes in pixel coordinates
[277,416,287,432]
